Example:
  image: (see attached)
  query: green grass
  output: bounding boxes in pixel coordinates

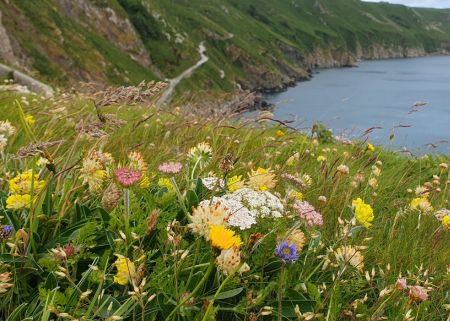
[0,91,448,320]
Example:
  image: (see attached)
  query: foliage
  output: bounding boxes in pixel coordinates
[0,90,448,320]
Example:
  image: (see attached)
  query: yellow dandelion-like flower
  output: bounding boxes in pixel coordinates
[352,198,374,228]
[6,194,31,210]
[276,130,285,137]
[367,143,375,152]
[9,170,45,195]
[442,216,450,231]
[158,178,176,192]
[113,257,136,285]
[410,197,433,214]
[25,115,35,126]
[317,155,326,162]
[247,167,277,191]
[227,175,245,192]
[209,225,242,250]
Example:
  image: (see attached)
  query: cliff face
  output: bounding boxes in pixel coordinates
[54,0,151,67]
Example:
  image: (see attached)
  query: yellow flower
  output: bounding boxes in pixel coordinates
[113,257,136,285]
[227,175,245,192]
[442,216,450,231]
[247,167,277,191]
[139,175,150,189]
[9,170,45,195]
[294,191,303,201]
[6,194,31,210]
[209,225,242,250]
[25,115,35,126]
[317,155,326,162]
[276,130,285,137]
[410,197,433,214]
[352,198,374,228]
[367,143,375,152]
[158,178,175,192]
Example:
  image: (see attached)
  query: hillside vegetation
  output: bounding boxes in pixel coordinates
[1,0,450,96]
[0,87,449,320]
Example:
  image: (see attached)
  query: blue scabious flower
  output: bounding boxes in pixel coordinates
[0,225,13,239]
[275,241,298,263]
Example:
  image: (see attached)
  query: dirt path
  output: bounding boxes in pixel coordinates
[157,42,208,106]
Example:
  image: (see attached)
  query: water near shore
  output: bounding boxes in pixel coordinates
[265,56,450,154]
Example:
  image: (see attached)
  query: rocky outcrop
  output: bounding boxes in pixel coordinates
[0,62,54,97]
[55,0,151,67]
[227,44,310,92]
[0,10,18,65]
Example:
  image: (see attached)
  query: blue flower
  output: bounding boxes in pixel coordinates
[275,241,298,263]
[0,225,13,239]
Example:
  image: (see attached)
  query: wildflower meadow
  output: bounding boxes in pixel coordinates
[0,84,449,320]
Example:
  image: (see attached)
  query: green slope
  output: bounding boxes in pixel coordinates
[1,0,450,95]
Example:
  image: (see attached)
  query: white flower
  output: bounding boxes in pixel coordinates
[224,188,284,219]
[202,176,225,191]
[0,121,16,137]
[199,197,256,230]
[0,135,7,153]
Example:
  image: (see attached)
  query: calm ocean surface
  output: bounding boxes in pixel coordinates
[265,56,450,154]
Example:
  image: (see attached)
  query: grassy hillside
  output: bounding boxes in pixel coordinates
[0,88,449,320]
[1,0,450,95]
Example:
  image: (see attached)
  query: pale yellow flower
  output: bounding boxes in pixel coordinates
[247,168,277,191]
[410,197,433,214]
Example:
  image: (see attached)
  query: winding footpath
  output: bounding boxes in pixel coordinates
[157,42,209,106]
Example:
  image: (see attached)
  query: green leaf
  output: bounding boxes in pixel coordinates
[6,303,28,321]
[42,180,54,216]
[185,189,199,209]
[205,287,243,300]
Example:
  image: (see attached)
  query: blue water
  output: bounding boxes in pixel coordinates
[265,56,450,154]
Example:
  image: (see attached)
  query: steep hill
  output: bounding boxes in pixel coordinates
[1,0,450,97]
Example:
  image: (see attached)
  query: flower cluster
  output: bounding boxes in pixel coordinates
[6,170,46,210]
[293,200,323,227]
[352,198,374,228]
[79,150,113,192]
[0,120,15,153]
[410,197,433,214]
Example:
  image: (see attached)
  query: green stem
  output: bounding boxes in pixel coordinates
[124,188,131,251]
[201,262,244,321]
[165,261,214,321]
[278,265,285,321]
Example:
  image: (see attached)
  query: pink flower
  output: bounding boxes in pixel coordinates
[115,167,142,187]
[293,201,323,227]
[395,278,407,290]
[409,286,428,302]
[158,162,183,174]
